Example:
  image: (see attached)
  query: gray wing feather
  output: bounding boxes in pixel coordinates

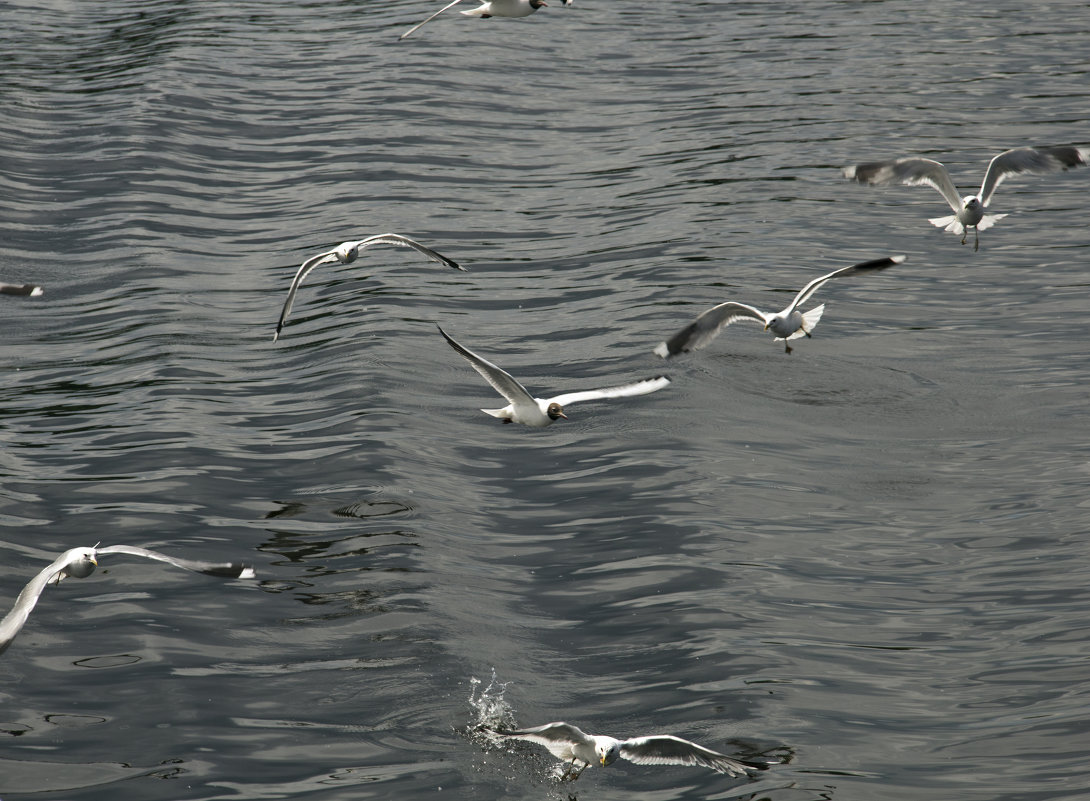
[844,158,962,212]
[654,302,767,357]
[273,250,339,341]
[492,722,592,759]
[95,545,255,579]
[789,255,905,311]
[619,735,766,777]
[550,376,671,408]
[0,548,97,654]
[357,233,464,273]
[400,0,468,39]
[979,145,1090,207]
[438,325,536,406]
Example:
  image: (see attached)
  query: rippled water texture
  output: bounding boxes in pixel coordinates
[2,1,1089,799]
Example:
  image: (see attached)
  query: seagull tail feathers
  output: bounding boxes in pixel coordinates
[481,407,510,419]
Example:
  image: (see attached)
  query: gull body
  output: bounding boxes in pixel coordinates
[0,282,43,297]
[655,255,904,357]
[273,233,463,341]
[843,146,1090,250]
[1,545,254,655]
[400,0,571,40]
[492,721,774,781]
[438,325,670,426]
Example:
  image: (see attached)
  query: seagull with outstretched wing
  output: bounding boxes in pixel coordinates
[273,233,464,341]
[439,325,669,426]
[491,721,776,781]
[655,255,904,357]
[843,146,1089,250]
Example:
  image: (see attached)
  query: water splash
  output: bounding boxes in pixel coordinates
[467,668,516,737]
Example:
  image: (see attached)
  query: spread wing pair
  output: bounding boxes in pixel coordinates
[492,721,775,781]
[1,544,254,655]
[273,233,464,341]
[439,325,670,426]
[655,255,904,357]
[843,145,1089,249]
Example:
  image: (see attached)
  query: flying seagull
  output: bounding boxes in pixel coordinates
[655,255,904,357]
[438,325,670,426]
[1,545,255,654]
[273,233,464,341]
[843,146,1090,250]
[400,0,572,40]
[0,282,43,297]
[490,721,776,781]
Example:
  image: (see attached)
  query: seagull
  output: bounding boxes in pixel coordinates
[0,282,43,297]
[843,146,1090,250]
[655,255,904,357]
[400,0,572,40]
[490,721,776,781]
[273,233,464,341]
[438,325,670,426]
[1,545,255,655]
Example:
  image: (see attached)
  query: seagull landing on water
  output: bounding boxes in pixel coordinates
[490,721,777,781]
[843,146,1090,251]
[273,233,464,341]
[438,325,670,427]
[0,545,254,655]
[400,0,572,40]
[655,255,904,357]
[0,282,42,297]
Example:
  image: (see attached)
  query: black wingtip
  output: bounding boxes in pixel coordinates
[198,563,256,579]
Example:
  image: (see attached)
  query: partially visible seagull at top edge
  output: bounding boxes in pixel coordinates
[655,255,904,357]
[400,0,572,40]
[438,325,670,427]
[843,145,1090,251]
[273,233,464,341]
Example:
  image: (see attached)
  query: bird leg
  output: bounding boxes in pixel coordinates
[784,342,793,354]
[561,760,588,781]
[973,228,980,252]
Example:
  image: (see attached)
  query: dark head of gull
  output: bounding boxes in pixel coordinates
[546,402,567,421]
[531,0,548,7]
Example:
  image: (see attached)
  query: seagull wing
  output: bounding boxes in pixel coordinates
[550,376,671,408]
[653,302,767,357]
[788,255,905,312]
[0,547,98,655]
[619,734,767,777]
[273,249,339,341]
[492,722,593,759]
[354,233,464,273]
[438,325,536,406]
[844,158,962,213]
[95,545,255,579]
[979,145,1090,207]
[400,0,469,39]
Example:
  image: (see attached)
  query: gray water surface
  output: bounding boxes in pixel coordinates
[2,2,1089,800]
